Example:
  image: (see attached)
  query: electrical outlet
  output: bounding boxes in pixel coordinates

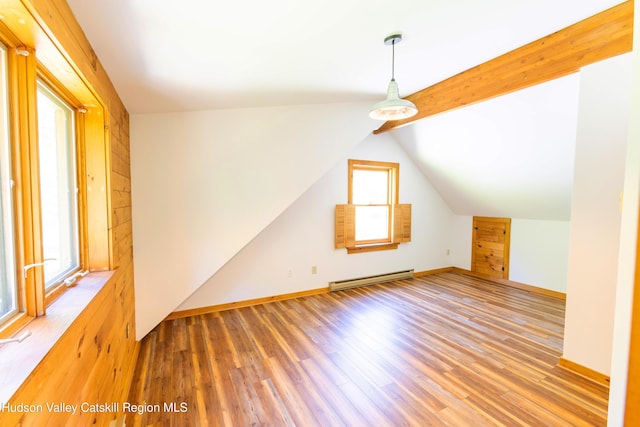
[311,266,317,274]
[287,269,293,278]
[446,249,450,255]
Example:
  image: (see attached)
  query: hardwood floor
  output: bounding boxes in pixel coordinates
[127,272,609,426]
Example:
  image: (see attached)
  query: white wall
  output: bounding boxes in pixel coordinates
[178,132,454,310]
[130,102,374,339]
[608,4,640,423]
[510,219,570,293]
[450,215,472,269]
[394,74,580,222]
[563,53,633,376]
[450,215,571,293]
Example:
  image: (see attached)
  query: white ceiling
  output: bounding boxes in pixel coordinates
[66,0,622,114]
[65,0,625,221]
[393,73,582,220]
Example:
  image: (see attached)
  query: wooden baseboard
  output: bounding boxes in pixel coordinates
[119,340,140,419]
[166,267,454,321]
[164,287,329,321]
[451,267,567,301]
[558,357,610,386]
[166,266,566,321]
[413,267,455,277]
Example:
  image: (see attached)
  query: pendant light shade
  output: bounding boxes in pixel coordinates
[369,34,417,121]
[369,78,417,120]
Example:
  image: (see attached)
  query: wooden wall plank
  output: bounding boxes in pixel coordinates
[0,0,138,424]
[83,106,111,271]
[374,0,633,134]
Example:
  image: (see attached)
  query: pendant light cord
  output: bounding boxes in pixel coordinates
[391,39,396,80]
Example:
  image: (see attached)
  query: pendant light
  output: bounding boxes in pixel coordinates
[369,33,418,121]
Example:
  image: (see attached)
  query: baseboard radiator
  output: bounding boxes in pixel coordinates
[329,269,414,292]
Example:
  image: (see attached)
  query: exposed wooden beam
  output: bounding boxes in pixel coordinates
[373,0,634,134]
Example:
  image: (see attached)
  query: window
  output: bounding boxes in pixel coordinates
[0,35,95,335]
[335,159,411,253]
[37,81,80,290]
[0,42,17,325]
[351,160,397,244]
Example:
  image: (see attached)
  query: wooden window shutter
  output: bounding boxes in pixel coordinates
[335,204,355,248]
[393,204,412,243]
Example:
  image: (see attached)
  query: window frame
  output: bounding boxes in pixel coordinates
[0,27,93,336]
[36,72,87,305]
[348,159,399,246]
[2,34,38,335]
[337,159,409,254]
[0,39,18,326]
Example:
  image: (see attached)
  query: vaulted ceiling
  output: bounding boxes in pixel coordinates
[66,0,627,220]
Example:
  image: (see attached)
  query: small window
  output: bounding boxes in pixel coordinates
[335,159,411,253]
[36,81,80,290]
[0,42,17,324]
[350,161,397,244]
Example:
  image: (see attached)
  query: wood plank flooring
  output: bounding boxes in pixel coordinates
[127,272,609,426]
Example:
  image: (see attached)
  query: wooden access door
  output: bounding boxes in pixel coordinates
[471,216,511,279]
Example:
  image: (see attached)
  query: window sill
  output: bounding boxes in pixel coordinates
[0,270,115,404]
[347,243,399,254]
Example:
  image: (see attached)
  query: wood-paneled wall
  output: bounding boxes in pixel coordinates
[0,0,137,425]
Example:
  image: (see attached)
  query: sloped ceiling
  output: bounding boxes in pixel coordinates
[66,0,622,114]
[392,74,582,220]
[66,0,624,222]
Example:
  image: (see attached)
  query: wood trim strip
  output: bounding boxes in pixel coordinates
[167,268,567,322]
[451,267,567,301]
[413,267,454,277]
[374,0,634,134]
[13,45,45,317]
[164,287,330,321]
[558,357,610,386]
[84,107,111,270]
[167,266,565,323]
[169,268,458,321]
[624,182,640,424]
[472,216,513,223]
[346,243,399,254]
